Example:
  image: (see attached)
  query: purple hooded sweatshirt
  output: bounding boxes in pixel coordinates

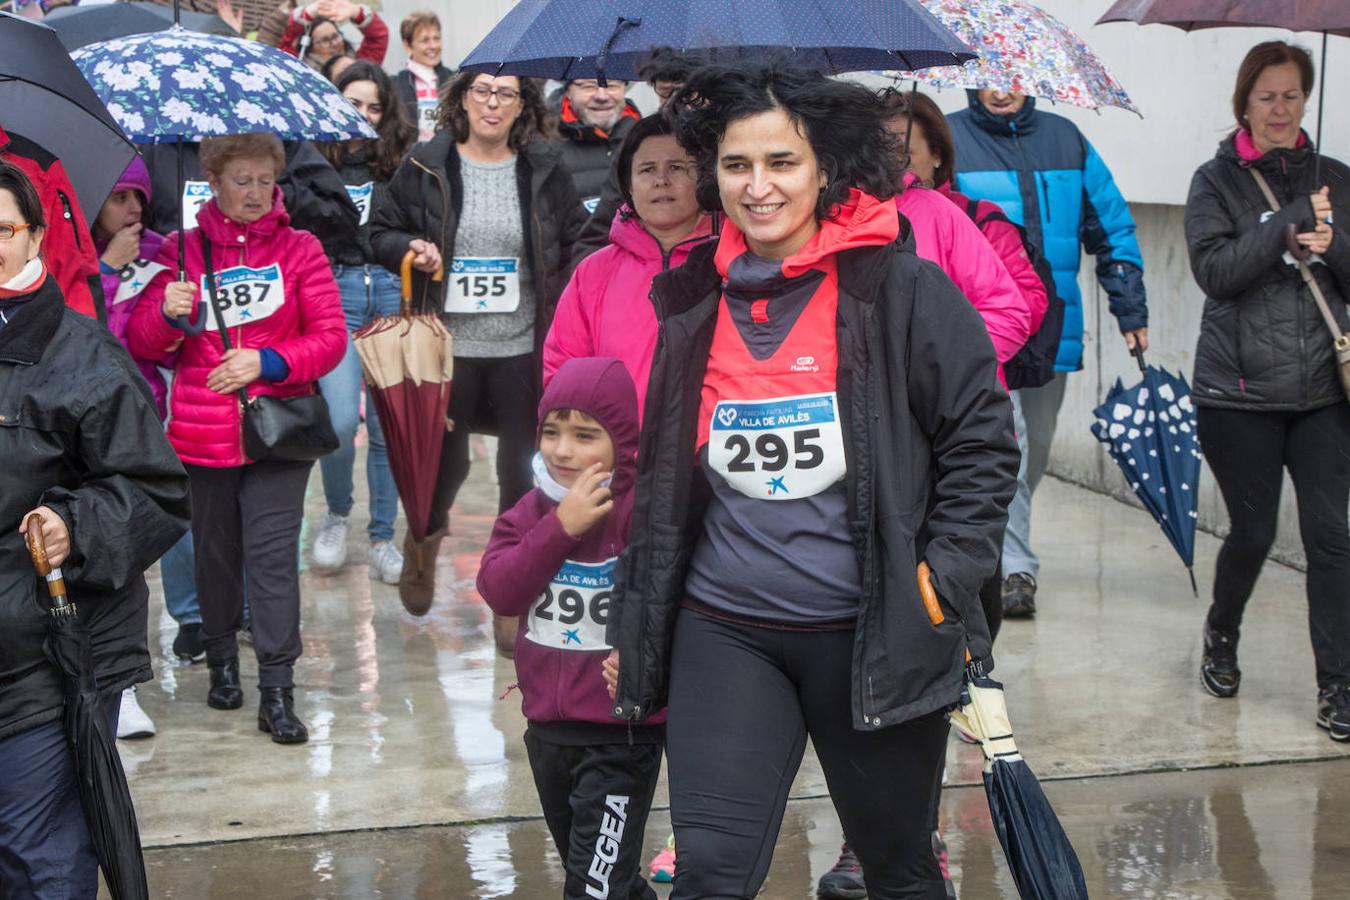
[477,357,664,738]
[95,156,169,418]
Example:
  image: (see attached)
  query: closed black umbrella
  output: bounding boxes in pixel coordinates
[26,514,149,900]
[0,11,135,225]
[43,1,237,50]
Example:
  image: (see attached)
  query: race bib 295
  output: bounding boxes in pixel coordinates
[707,392,847,500]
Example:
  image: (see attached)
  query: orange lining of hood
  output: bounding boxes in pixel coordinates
[715,189,900,278]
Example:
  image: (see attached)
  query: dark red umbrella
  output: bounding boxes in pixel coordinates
[353,252,452,544]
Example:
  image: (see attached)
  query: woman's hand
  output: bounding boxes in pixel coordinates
[162,280,198,320]
[19,507,70,568]
[206,348,263,394]
[1301,187,1335,255]
[556,462,614,538]
[409,239,442,274]
[101,223,142,270]
[1124,328,1149,353]
[602,650,619,700]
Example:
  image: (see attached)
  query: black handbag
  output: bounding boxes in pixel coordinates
[200,232,339,461]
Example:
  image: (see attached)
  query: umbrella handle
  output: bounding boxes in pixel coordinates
[24,512,70,607]
[400,249,444,318]
[1130,344,1146,373]
[918,562,975,666]
[1286,222,1313,263]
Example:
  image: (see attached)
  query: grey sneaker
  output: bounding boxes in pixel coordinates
[1002,572,1037,618]
[312,512,350,570]
[369,540,403,585]
[1317,684,1350,741]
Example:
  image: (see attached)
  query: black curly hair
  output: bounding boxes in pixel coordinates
[668,62,903,219]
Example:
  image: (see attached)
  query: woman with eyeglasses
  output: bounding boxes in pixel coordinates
[370,72,587,631]
[279,0,389,71]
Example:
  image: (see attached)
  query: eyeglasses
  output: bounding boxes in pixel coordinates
[0,222,33,240]
[468,85,520,105]
[313,30,344,48]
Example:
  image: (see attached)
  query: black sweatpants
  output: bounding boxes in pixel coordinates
[187,459,312,688]
[1197,403,1350,688]
[427,353,537,535]
[523,728,663,900]
[666,609,951,900]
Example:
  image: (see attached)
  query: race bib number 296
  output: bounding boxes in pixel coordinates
[708,392,847,500]
[525,558,614,652]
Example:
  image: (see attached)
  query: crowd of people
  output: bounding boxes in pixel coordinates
[0,5,1347,896]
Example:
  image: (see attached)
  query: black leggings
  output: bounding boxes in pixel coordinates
[427,353,537,535]
[665,609,951,900]
[1197,403,1350,688]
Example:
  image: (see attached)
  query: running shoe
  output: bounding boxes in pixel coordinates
[1201,624,1241,698]
[312,512,350,570]
[369,540,403,585]
[117,686,155,739]
[817,843,865,899]
[1317,684,1350,741]
[649,835,676,883]
[1001,573,1036,619]
[932,831,957,899]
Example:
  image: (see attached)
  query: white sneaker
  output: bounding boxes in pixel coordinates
[312,512,350,570]
[369,540,403,585]
[117,687,155,739]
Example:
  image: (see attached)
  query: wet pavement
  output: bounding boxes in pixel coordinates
[122,460,1350,897]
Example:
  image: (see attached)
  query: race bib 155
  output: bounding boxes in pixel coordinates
[445,256,521,314]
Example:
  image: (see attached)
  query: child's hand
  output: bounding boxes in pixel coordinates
[603,650,619,700]
[556,462,613,538]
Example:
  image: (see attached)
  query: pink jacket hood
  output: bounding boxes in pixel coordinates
[896,173,1032,383]
[542,208,713,424]
[126,190,346,467]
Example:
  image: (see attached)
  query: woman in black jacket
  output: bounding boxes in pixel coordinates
[0,162,189,895]
[311,62,417,585]
[369,71,586,628]
[605,64,1019,899]
[1185,41,1350,741]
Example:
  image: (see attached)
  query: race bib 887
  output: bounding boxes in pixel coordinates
[707,392,847,500]
[199,263,285,331]
[524,558,614,652]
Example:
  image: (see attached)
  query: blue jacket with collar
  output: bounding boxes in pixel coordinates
[947,92,1147,371]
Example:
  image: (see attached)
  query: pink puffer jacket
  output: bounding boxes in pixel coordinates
[127,191,346,468]
[897,173,1032,385]
[543,207,713,423]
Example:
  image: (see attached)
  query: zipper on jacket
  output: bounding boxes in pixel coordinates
[1038,173,1051,223]
[409,156,452,310]
[58,191,82,249]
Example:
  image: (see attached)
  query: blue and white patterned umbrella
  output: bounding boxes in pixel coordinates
[71,28,375,143]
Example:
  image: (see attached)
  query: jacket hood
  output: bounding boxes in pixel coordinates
[114,156,153,203]
[537,357,640,495]
[714,188,901,279]
[559,96,642,143]
[609,206,715,261]
[964,89,1039,136]
[197,186,290,243]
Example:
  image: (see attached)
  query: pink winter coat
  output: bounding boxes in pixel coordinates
[896,173,1032,384]
[937,181,1049,337]
[127,191,346,468]
[543,208,713,423]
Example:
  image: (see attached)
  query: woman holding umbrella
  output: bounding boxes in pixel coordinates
[605,63,1019,897]
[370,71,586,631]
[128,133,346,745]
[0,160,189,896]
[1186,41,1350,742]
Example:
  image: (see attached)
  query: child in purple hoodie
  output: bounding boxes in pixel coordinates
[478,357,663,900]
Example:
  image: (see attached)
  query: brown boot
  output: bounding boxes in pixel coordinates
[492,613,518,659]
[399,529,445,616]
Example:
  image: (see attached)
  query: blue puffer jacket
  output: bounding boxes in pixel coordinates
[948,92,1147,371]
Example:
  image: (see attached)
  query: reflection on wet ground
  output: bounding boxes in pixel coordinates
[122,462,1350,897]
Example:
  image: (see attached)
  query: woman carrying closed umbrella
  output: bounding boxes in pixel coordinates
[607,63,1019,898]
[370,71,586,630]
[128,133,346,745]
[1185,41,1350,742]
[0,160,189,895]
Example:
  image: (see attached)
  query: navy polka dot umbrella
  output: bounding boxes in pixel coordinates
[459,0,976,81]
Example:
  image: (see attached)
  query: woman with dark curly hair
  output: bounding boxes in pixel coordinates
[604,63,1019,898]
[370,72,586,627]
[310,62,417,584]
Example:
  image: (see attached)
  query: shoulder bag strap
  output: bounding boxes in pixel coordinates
[198,230,251,405]
[1249,168,1347,342]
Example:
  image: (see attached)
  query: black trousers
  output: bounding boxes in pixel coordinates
[1197,403,1350,688]
[427,353,537,535]
[187,459,312,689]
[666,609,951,900]
[523,728,663,900]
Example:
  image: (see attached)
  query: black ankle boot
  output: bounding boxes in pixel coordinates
[1201,624,1241,698]
[257,688,308,744]
[207,659,243,710]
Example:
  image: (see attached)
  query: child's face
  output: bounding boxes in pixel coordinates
[539,410,614,488]
[405,25,442,68]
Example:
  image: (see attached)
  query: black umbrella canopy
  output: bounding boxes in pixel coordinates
[1099,0,1350,36]
[0,12,134,227]
[44,1,238,50]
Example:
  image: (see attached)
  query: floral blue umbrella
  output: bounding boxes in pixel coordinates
[71,28,375,143]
